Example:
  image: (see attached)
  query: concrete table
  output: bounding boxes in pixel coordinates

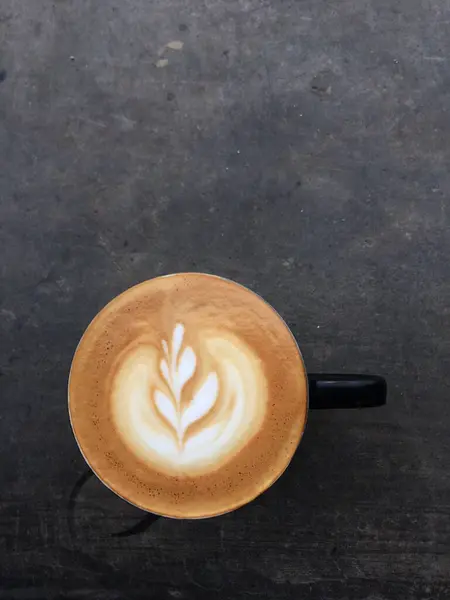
[1,1,449,598]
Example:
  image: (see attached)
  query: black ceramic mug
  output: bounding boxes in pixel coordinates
[69,273,387,518]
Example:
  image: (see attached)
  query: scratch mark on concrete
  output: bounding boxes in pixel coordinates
[262,47,274,99]
[113,114,136,131]
[97,235,123,273]
[1,308,16,322]
[77,116,107,129]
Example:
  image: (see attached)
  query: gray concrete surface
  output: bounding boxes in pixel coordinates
[1,0,450,598]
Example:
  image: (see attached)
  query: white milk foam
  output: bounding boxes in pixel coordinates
[111,323,268,475]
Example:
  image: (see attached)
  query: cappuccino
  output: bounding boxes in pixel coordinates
[69,274,307,518]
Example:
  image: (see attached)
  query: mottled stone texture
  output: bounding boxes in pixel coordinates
[1,0,449,598]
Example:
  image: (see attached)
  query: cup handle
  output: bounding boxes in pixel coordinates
[308,374,387,409]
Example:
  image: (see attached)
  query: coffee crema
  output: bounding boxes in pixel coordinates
[69,274,308,518]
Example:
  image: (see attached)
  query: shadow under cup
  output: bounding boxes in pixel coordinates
[68,274,387,519]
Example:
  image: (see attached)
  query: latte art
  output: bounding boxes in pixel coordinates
[156,323,218,447]
[112,322,267,474]
[69,274,307,518]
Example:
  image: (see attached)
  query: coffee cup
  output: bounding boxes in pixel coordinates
[69,273,386,518]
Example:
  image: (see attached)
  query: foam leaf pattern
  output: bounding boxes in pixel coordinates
[112,320,268,474]
[172,324,184,365]
[160,359,170,386]
[153,323,219,447]
[178,346,196,389]
[181,372,218,435]
[154,390,178,430]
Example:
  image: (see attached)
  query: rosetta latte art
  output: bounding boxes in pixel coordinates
[111,323,268,475]
[156,324,219,446]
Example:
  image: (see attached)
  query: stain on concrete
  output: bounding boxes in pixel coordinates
[156,58,169,68]
[310,69,336,98]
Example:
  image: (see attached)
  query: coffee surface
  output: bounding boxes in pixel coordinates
[69,274,308,518]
